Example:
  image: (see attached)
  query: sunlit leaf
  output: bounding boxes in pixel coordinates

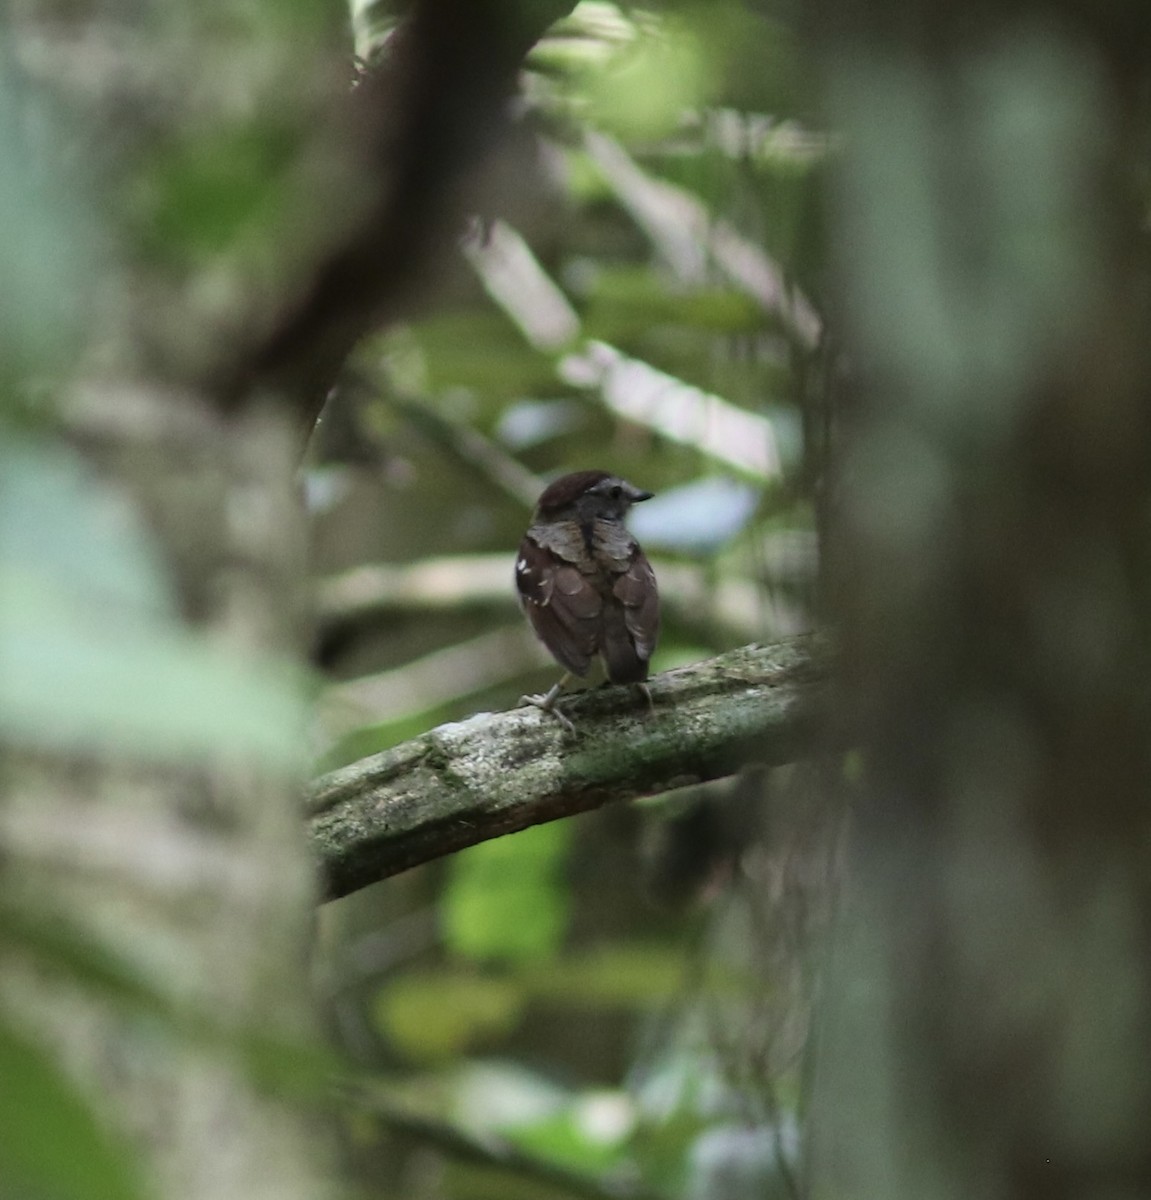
[505,1093,636,1174]
[585,20,712,140]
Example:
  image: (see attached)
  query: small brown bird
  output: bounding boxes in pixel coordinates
[515,470,660,729]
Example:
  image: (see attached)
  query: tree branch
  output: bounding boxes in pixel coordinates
[224,0,578,426]
[309,637,827,901]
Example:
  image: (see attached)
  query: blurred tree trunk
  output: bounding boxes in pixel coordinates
[809,3,1151,1198]
[4,405,336,1200]
[2,5,337,1199]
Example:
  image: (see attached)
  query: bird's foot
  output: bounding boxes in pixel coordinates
[519,676,576,733]
[519,691,576,734]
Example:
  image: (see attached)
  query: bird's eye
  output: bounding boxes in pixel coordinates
[609,485,622,499]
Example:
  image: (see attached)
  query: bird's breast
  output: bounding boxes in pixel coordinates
[590,519,635,573]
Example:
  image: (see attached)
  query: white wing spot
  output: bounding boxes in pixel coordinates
[516,558,528,574]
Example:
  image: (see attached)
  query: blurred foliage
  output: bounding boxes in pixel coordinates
[0,437,308,766]
[0,1021,146,1200]
[442,822,575,962]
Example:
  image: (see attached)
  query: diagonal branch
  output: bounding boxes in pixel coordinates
[309,637,827,901]
[225,0,578,425]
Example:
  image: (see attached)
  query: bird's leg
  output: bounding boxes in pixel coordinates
[520,673,576,733]
[635,682,654,713]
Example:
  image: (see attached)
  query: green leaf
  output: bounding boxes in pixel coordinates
[442,822,573,962]
[0,1018,146,1200]
[409,311,559,398]
[581,267,764,343]
[132,122,297,263]
[375,971,526,1061]
[586,20,714,140]
[505,1099,634,1175]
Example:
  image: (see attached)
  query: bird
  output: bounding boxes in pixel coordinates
[515,470,660,730]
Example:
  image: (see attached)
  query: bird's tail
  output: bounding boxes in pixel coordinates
[601,604,648,684]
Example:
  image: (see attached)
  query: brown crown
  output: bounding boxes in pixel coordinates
[535,470,612,514]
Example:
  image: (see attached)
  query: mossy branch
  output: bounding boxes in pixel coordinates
[309,637,827,901]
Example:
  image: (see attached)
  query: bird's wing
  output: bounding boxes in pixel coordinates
[516,535,601,677]
[612,548,660,664]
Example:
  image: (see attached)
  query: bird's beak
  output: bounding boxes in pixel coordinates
[629,487,654,503]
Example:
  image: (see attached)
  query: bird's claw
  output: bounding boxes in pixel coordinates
[519,693,576,734]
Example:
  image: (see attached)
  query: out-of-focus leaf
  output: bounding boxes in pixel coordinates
[0,893,338,1101]
[688,3,807,117]
[349,0,397,49]
[525,942,687,1007]
[530,2,638,79]
[133,122,297,262]
[0,437,174,616]
[0,1019,146,1200]
[586,20,712,140]
[629,477,759,552]
[631,325,794,410]
[0,439,305,765]
[0,64,92,386]
[409,311,558,398]
[0,899,167,1018]
[630,1109,704,1198]
[376,972,526,1061]
[235,1029,341,1100]
[686,1121,799,1200]
[0,571,305,765]
[580,267,764,342]
[505,1092,636,1174]
[559,341,781,479]
[443,822,573,962]
[451,1059,570,1131]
